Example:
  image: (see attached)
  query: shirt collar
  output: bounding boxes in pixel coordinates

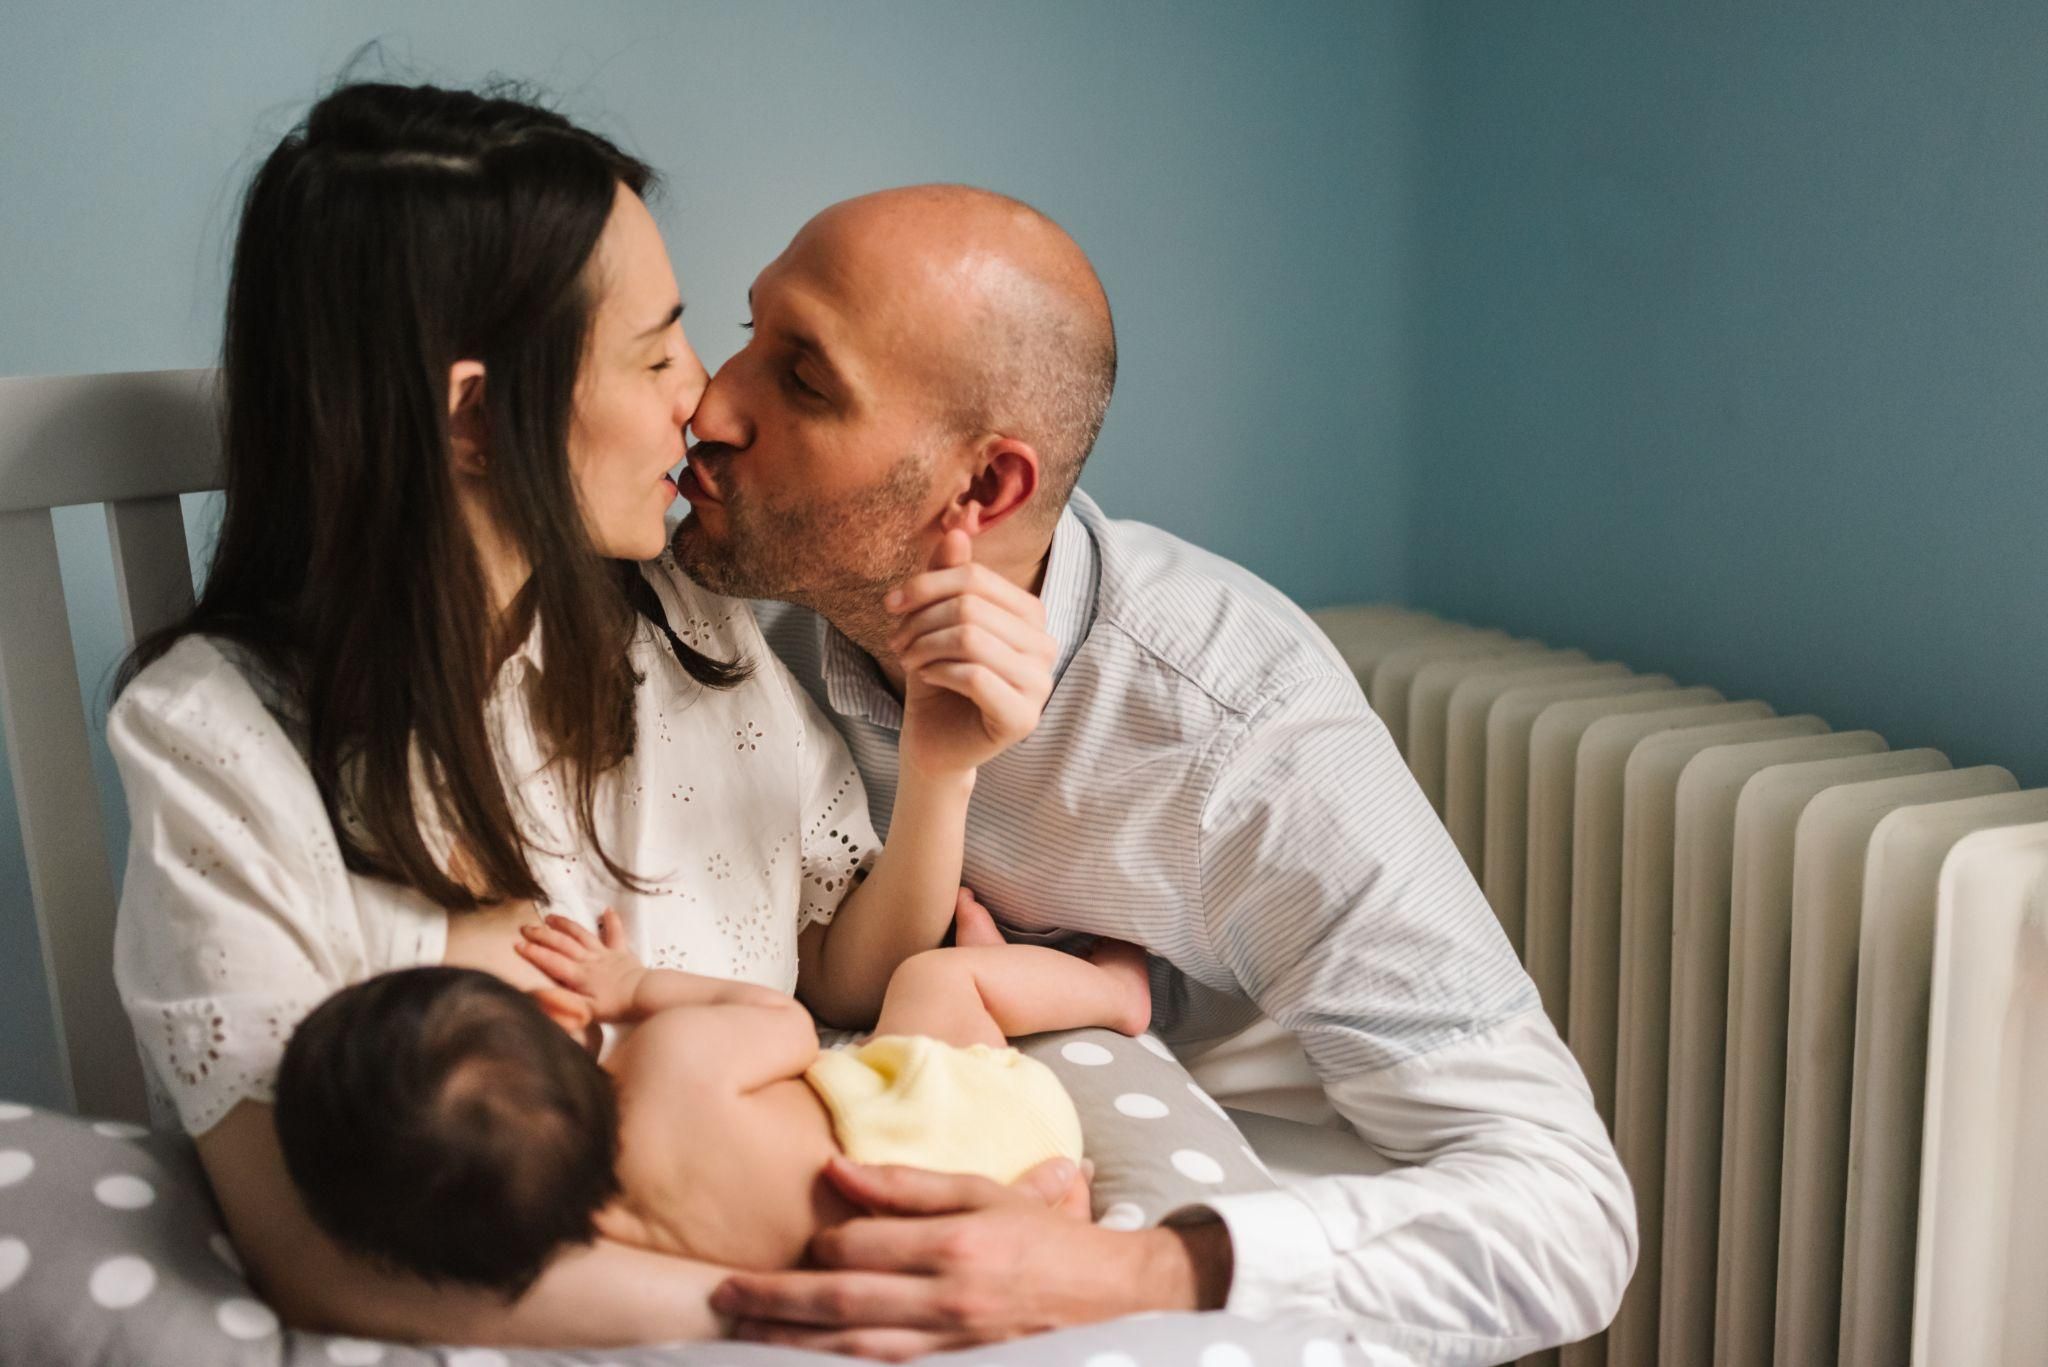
[1038,496,1099,684]
[821,616,904,728]
[815,497,1101,731]
[494,614,547,693]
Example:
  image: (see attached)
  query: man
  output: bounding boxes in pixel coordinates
[672,185,1635,1365]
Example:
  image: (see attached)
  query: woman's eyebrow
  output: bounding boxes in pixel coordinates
[634,302,684,340]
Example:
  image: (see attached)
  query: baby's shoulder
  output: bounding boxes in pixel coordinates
[612,1002,749,1083]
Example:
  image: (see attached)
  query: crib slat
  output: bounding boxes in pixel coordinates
[106,496,195,645]
[0,506,148,1121]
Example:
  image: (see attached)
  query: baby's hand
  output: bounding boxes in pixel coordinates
[515,909,644,1023]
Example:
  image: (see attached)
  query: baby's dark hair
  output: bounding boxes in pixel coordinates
[274,965,620,1299]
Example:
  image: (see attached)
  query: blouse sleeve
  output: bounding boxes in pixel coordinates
[764,651,880,933]
[108,641,368,1136]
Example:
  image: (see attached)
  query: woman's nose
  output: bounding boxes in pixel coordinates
[672,348,711,426]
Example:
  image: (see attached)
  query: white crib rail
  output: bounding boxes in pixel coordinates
[0,368,219,1123]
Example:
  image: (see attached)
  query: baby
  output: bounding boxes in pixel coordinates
[272,896,1151,1301]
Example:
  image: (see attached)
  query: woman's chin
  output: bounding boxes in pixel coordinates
[595,525,672,563]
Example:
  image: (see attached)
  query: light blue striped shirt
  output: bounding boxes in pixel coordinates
[759,491,1634,1363]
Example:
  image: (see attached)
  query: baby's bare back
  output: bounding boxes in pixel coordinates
[602,1008,854,1271]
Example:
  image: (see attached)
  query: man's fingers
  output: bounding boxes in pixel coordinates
[730,1321,969,1362]
[886,562,1047,628]
[596,907,625,949]
[809,1214,968,1275]
[825,1156,1060,1215]
[1012,1154,1091,1208]
[713,1268,960,1329]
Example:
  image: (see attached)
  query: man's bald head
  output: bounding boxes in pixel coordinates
[794,185,1118,524]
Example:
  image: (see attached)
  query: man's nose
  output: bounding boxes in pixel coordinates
[688,356,751,450]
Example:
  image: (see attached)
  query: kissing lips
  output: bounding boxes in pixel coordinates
[679,449,724,505]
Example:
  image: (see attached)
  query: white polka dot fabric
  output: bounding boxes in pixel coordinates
[0,1093,1356,1366]
[1012,1028,1278,1234]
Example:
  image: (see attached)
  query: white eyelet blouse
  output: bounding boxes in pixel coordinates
[108,553,878,1136]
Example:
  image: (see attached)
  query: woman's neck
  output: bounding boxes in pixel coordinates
[455,479,535,629]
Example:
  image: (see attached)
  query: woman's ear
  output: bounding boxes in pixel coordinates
[944,435,1041,536]
[448,359,488,475]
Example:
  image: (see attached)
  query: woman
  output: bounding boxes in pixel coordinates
[110,80,1053,1345]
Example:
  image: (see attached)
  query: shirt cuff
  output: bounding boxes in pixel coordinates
[1178,1185,1340,1319]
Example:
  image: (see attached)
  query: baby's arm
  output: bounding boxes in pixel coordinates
[795,532,1056,1028]
[515,910,789,1024]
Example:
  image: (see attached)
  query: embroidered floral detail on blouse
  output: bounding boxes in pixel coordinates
[734,721,764,752]
[162,1009,227,1088]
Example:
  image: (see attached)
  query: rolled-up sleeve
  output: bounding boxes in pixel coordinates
[1192,675,1636,1364]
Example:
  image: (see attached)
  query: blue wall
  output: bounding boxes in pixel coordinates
[1409,2,2048,786]
[0,2,1406,1106]
[17,3,2048,1114]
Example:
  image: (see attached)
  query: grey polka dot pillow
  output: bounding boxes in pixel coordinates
[0,1031,1357,1365]
[1011,1026,1281,1228]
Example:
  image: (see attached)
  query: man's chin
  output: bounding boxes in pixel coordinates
[672,521,768,600]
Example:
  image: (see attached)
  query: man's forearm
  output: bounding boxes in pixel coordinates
[1203,1011,1635,1364]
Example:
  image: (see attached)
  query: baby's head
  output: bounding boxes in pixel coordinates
[274,966,619,1299]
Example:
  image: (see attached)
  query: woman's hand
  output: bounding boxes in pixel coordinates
[888,530,1055,780]
[515,909,647,1022]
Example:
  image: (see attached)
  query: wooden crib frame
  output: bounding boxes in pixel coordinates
[0,368,220,1122]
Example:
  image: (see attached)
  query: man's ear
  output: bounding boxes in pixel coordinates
[944,435,1040,536]
[448,359,488,475]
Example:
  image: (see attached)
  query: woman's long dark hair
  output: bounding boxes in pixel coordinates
[122,81,744,910]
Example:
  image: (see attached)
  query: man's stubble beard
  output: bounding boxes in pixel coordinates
[672,447,933,654]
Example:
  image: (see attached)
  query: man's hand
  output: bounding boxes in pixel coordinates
[889,529,1056,779]
[711,1157,1233,1361]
